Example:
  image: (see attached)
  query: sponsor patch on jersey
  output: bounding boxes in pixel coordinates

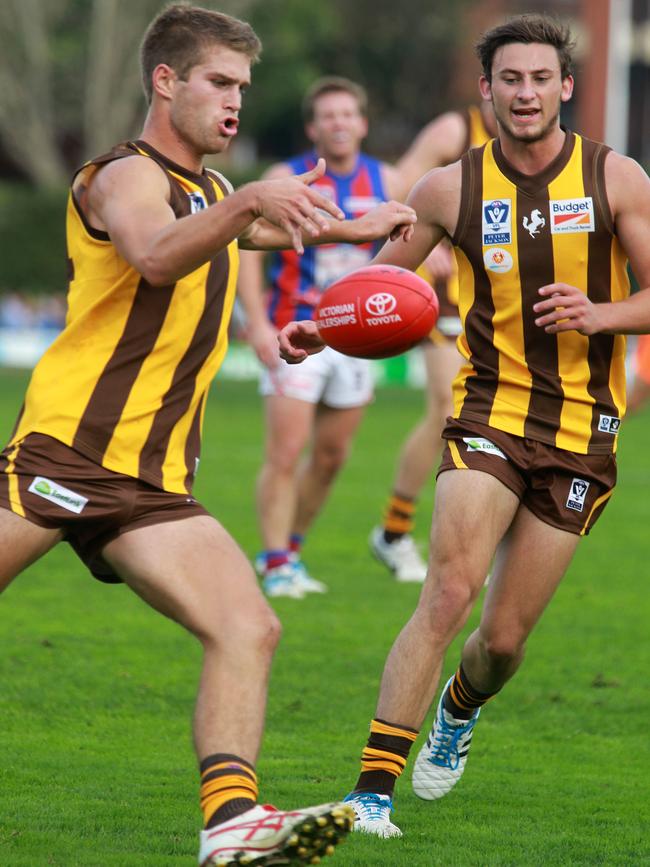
[343,195,381,214]
[550,197,595,234]
[598,414,621,434]
[28,476,88,514]
[483,247,513,273]
[463,437,508,460]
[188,191,207,214]
[522,209,546,237]
[566,477,590,512]
[482,199,512,245]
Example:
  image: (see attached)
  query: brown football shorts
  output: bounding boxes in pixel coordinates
[0,433,210,583]
[438,420,617,536]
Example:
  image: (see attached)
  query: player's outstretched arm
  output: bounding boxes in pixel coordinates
[533,153,650,335]
[88,155,345,286]
[396,112,468,195]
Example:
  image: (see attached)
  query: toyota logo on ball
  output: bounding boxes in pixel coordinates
[365,293,397,316]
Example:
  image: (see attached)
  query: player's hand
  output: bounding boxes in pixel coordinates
[278,320,326,364]
[247,319,281,369]
[533,283,605,335]
[356,201,417,243]
[423,241,454,281]
[253,159,345,254]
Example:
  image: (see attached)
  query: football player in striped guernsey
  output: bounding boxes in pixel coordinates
[0,5,416,865]
[279,13,650,837]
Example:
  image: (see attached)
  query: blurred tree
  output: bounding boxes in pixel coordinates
[0,0,159,187]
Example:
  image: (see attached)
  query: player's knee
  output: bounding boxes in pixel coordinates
[479,629,526,667]
[419,570,476,629]
[312,442,348,479]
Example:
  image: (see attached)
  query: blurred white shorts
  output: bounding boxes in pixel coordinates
[259,346,373,408]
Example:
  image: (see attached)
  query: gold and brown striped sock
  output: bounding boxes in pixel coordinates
[200,753,258,829]
[444,664,497,720]
[353,718,419,797]
[382,493,416,543]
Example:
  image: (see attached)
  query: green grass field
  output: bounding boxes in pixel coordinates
[1,366,649,866]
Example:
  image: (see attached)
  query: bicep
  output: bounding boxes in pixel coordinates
[609,156,650,289]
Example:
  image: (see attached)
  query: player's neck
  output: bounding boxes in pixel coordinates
[497,125,566,176]
[139,115,204,175]
[316,149,359,176]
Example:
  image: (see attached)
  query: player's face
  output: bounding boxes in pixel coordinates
[167,45,251,156]
[306,92,368,161]
[481,42,573,144]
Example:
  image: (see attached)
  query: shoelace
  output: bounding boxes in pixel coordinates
[352,793,391,822]
[430,714,477,770]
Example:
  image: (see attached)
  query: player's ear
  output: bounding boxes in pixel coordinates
[305,122,317,144]
[560,74,574,103]
[478,75,492,101]
[152,63,177,101]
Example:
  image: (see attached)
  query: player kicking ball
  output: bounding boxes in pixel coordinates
[0,5,417,864]
[280,13,650,839]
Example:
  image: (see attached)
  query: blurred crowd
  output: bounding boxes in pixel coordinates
[0,292,66,330]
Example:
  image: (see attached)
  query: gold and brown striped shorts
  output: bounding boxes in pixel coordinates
[438,420,617,536]
[0,432,210,582]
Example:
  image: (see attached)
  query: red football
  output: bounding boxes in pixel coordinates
[314,264,439,359]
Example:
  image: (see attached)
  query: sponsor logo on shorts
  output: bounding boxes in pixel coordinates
[482,199,511,245]
[365,292,402,326]
[28,476,88,514]
[462,437,508,460]
[483,247,514,273]
[566,477,590,512]
[550,197,595,234]
[597,414,621,434]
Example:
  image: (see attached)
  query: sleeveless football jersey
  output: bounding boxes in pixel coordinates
[451,131,628,454]
[267,152,387,328]
[10,140,238,493]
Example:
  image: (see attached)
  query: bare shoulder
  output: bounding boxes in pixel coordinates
[408,161,462,236]
[604,150,650,214]
[87,154,169,204]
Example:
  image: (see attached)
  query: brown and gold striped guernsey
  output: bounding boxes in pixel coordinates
[463,105,493,152]
[451,131,628,454]
[10,140,238,493]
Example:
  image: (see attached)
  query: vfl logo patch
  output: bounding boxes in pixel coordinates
[28,476,88,514]
[566,478,590,512]
[463,437,508,460]
[522,209,546,237]
[598,414,621,434]
[550,197,595,234]
[188,192,207,214]
[482,199,511,245]
[483,247,513,273]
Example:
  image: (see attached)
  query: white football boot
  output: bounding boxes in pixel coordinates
[198,801,354,866]
[261,564,305,599]
[412,676,481,800]
[369,527,427,583]
[289,554,328,594]
[342,792,402,839]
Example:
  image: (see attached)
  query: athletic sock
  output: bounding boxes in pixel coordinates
[382,493,416,543]
[200,753,258,829]
[264,549,291,571]
[352,718,419,797]
[443,664,497,720]
[289,533,304,557]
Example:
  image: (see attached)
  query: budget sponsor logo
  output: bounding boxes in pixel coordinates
[550,197,595,234]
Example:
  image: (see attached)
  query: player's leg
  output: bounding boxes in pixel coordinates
[0,508,62,592]
[346,469,519,835]
[101,516,352,865]
[371,340,460,583]
[412,506,580,801]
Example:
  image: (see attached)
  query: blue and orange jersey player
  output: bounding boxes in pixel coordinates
[237,76,405,598]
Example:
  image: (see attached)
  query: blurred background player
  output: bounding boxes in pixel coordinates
[238,77,403,598]
[369,101,496,582]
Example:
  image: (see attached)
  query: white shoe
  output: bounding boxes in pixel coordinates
[369,527,427,583]
[198,802,354,866]
[412,676,480,800]
[342,792,402,838]
[290,554,328,594]
[262,564,305,599]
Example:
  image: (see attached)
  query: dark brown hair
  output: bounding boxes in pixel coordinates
[140,3,261,103]
[301,76,368,123]
[476,14,575,82]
